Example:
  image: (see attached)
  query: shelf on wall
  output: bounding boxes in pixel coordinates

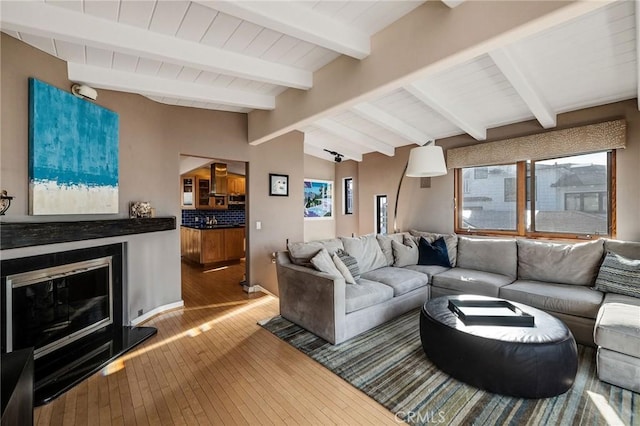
[0,217,176,250]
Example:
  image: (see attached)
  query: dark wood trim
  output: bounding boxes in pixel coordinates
[516,161,527,235]
[609,150,617,238]
[0,217,176,250]
[453,169,462,233]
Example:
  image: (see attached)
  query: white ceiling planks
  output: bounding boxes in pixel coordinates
[2,0,638,162]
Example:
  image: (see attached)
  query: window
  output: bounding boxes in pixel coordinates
[530,152,610,235]
[376,195,388,234]
[455,151,614,238]
[344,178,354,215]
[458,164,517,231]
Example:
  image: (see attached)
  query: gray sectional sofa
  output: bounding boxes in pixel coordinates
[275,231,640,391]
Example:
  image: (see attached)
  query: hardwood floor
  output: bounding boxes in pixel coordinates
[34,259,397,425]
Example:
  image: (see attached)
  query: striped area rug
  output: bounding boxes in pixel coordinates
[261,309,639,425]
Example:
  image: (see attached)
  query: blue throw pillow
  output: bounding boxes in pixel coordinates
[418,237,451,267]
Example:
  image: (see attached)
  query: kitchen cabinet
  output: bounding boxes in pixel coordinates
[180,226,245,264]
[224,227,245,259]
[193,177,227,210]
[180,175,195,209]
[227,174,246,195]
[196,177,212,209]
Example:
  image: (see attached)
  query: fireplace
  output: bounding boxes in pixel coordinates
[5,256,114,359]
[1,243,156,405]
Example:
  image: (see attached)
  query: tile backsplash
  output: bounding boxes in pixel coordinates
[182,205,245,226]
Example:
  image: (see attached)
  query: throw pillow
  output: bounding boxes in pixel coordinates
[336,249,361,281]
[418,237,452,267]
[332,253,356,284]
[310,248,343,280]
[410,230,458,267]
[595,252,640,298]
[391,238,418,267]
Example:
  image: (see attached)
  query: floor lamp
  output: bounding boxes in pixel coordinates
[393,141,447,233]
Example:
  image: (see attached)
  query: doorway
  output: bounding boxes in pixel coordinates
[179,155,248,301]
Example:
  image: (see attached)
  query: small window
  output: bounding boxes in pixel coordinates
[474,167,489,179]
[344,178,354,215]
[376,195,388,234]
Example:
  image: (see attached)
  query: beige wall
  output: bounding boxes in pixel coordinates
[0,35,305,317]
[358,100,640,241]
[303,154,336,241]
[335,160,359,237]
[248,132,304,294]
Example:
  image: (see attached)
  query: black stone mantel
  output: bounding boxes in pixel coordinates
[0,217,176,250]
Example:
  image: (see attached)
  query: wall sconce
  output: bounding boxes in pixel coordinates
[1,190,14,215]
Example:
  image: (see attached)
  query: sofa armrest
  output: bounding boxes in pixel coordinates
[275,251,346,344]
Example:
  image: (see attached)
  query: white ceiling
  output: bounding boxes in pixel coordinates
[2,0,637,162]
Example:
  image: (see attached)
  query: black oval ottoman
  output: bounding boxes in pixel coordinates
[420,295,578,398]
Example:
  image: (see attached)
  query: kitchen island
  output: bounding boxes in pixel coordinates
[180,224,245,265]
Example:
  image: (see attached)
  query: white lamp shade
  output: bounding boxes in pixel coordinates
[405,145,447,177]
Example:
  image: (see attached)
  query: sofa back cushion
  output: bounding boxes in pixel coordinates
[457,237,517,278]
[377,233,406,266]
[604,239,640,260]
[340,234,388,274]
[392,237,419,267]
[287,238,344,266]
[517,239,604,286]
[410,230,458,267]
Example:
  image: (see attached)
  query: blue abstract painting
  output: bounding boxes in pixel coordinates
[29,78,119,214]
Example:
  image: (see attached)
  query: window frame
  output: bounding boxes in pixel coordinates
[454,151,616,240]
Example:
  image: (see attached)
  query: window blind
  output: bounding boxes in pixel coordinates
[446,119,626,169]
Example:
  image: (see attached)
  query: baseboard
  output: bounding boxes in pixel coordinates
[243,284,263,294]
[130,300,184,326]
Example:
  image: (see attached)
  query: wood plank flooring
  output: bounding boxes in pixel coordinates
[34,260,397,425]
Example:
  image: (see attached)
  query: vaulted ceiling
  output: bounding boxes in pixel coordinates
[2,0,637,162]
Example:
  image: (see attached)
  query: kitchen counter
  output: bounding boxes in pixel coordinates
[180,225,245,264]
[181,224,245,230]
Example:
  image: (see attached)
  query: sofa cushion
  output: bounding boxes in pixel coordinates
[595,252,640,298]
[500,280,603,319]
[332,254,356,284]
[376,233,405,266]
[310,248,343,279]
[517,239,604,286]
[432,268,514,297]
[392,238,418,267]
[410,230,458,267]
[336,249,361,281]
[604,239,640,260]
[595,303,640,358]
[288,238,344,266]
[340,234,388,274]
[361,266,428,297]
[404,264,450,281]
[345,279,394,314]
[603,292,640,307]
[417,237,451,267]
[456,237,517,278]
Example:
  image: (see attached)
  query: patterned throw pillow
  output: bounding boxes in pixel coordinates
[595,252,640,298]
[336,249,361,281]
[332,254,356,284]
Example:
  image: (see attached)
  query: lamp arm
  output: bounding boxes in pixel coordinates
[393,161,409,233]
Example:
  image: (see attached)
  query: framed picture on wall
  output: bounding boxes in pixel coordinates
[269,173,289,196]
[304,179,333,220]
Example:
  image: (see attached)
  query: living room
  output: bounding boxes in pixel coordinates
[1,1,639,424]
